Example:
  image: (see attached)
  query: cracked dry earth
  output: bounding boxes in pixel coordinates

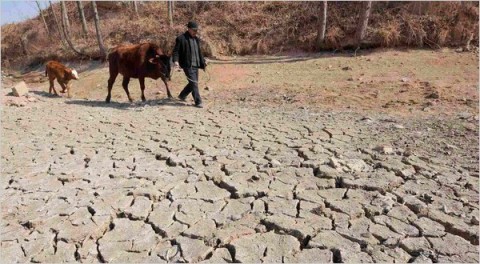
[1,96,479,263]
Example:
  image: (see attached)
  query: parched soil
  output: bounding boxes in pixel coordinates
[1,49,479,262]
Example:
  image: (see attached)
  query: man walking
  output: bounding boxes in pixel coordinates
[173,21,207,108]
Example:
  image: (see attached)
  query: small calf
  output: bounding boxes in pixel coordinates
[45,61,79,98]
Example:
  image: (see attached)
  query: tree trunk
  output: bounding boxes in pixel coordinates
[168,1,173,27]
[133,1,138,16]
[92,1,107,59]
[316,1,327,48]
[191,2,197,19]
[50,1,63,36]
[49,1,68,48]
[355,1,372,48]
[465,32,474,51]
[412,2,423,15]
[61,0,88,57]
[76,1,88,38]
[36,1,50,37]
[60,1,70,37]
[20,30,32,55]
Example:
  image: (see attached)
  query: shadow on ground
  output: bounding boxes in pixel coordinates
[31,90,61,98]
[64,98,189,110]
[210,48,387,65]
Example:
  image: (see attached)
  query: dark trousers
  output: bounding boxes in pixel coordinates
[179,67,202,105]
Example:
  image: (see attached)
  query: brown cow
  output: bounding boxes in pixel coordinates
[45,61,79,98]
[106,43,172,103]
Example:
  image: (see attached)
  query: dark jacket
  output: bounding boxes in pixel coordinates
[173,32,206,69]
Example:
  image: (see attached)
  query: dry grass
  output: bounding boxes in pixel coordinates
[1,1,478,69]
[374,20,402,47]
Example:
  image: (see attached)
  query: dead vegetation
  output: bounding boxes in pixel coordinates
[1,1,478,69]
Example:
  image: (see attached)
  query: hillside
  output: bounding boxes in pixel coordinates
[1,1,479,69]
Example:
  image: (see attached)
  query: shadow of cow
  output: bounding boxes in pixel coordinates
[64,98,189,110]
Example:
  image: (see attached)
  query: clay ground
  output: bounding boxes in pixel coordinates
[1,49,479,262]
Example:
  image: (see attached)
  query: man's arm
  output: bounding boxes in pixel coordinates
[198,38,207,69]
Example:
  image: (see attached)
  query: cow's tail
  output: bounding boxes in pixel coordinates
[45,66,47,77]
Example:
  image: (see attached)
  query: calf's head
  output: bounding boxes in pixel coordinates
[65,68,79,80]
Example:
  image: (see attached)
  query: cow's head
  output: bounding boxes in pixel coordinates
[65,68,79,80]
[148,45,172,80]
[148,54,171,80]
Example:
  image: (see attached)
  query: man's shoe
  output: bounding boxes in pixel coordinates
[195,103,204,108]
[178,95,186,101]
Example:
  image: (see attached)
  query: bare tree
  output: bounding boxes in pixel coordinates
[168,1,173,27]
[60,1,71,36]
[36,1,50,37]
[92,1,107,58]
[355,1,372,48]
[60,0,87,56]
[49,1,68,48]
[412,2,423,15]
[133,1,138,17]
[49,1,62,36]
[465,32,474,51]
[20,30,32,55]
[316,1,327,49]
[76,1,88,37]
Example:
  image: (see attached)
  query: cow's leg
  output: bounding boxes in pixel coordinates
[162,78,173,98]
[139,77,146,102]
[59,80,66,93]
[122,77,133,102]
[106,72,118,103]
[66,83,72,98]
[48,77,55,95]
[50,78,59,96]
[59,82,67,95]
[63,81,72,98]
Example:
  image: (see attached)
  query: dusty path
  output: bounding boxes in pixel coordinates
[1,49,479,262]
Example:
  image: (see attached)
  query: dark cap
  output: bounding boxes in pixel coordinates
[187,21,199,30]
